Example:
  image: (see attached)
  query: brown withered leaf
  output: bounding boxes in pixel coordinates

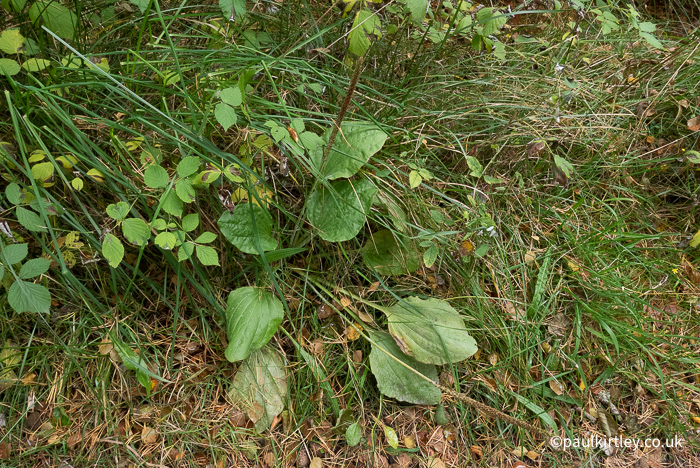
[547,313,572,337]
[426,457,446,468]
[346,323,363,341]
[0,441,9,459]
[317,304,335,320]
[66,432,82,450]
[141,425,158,444]
[527,140,547,157]
[688,116,700,132]
[98,336,113,355]
[549,378,565,396]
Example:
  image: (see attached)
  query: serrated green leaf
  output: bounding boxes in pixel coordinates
[306,179,377,242]
[18,257,51,279]
[159,190,183,217]
[5,183,21,205]
[309,122,387,180]
[144,165,169,188]
[195,231,217,244]
[405,0,428,23]
[368,331,442,405]
[0,28,25,54]
[195,245,219,266]
[219,0,246,21]
[228,346,287,433]
[218,203,278,254]
[8,280,50,314]
[640,31,663,49]
[175,178,196,203]
[220,86,243,106]
[106,202,129,221]
[224,287,284,362]
[299,131,323,151]
[362,229,419,275]
[121,218,150,246]
[0,243,28,265]
[215,103,238,131]
[102,233,124,268]
[16,207,45,232]
[155,232,177,250]
[178,242,195,261]
[384,297,477,365]
[176,156,201,178]
[181,213,199,232]
[423,242,439,268]
[28,1,78,40]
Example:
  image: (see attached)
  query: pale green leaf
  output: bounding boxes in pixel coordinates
[181,213,199,232]
[346,422,361,446]
[689,230,700,248]
[215,103,237,130]
[423,242,439,268]
[220,87,243,106]
[409,171,422,188]
[554,155,574,177]
[228,346,287,433]
[368,331,442,405]
[384,426,399,449]
[465,156,483,177]
[195,231,217,244]
[0,28,25,54]
[195,245,219,266]
[405,0,428,23]
[121,218,150,246]
[106,202,129,221]
[31,162,54,181]
[178,242,195,261]
[349,9,382,56]
[8,280,50,314]
[175,178,196,203]
[155,232,177,250]
[0,58,20,76]
[306,179,377,242]
[224,287,284,362]
[22,58,51,72]
[16,207,45,232]
[102,233,124,268]
[218,203,278,254]
[176,156,201,178]
[159,190,183,217]
[143,165,169,188]
[0,243,28,265]
[384,297,477,365]
[5,183,21,205]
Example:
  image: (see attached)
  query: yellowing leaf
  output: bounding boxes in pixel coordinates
[346,323,363,341]
[689,229,700,248]
[384,425,398,449]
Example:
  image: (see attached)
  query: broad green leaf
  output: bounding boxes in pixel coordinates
[0,243,28,265]
[5,183,21,205]
[160,191,183,217]
[195,245,219,266]
[106,202,129,221]
[121,218,150,246]
[408,170,422,188]
[346,422,361,446]
[195,231,217,244]
[215,103,237,130]
[0,28,25,54]
[178,241,195,261]
[362,229,419,275]
[102,233,124,268]
[384,426,399,449]
[155,232,177,250]
[477,7,509,36]
[28,1,78,40]
[368,331,442,405]
[16,207,45,232]
[31,162,54,181]
[177,156,201,178]
[465,156,483,177]
[405,0,428,23]
[224,287,284,362]
[220,87,243,106]
[384,297,477,365]
[310,122,387,180]
[349,9,382,56]
[8,280,50,313]
[218,203,278,254]
[228,346,287,433]
[175,178,196,203]
[640,31,663,49]
[639,21,656,32]
[306,179,377,242]
[299,131,323,152]
[22,58,51,72]
[181,213,199,232]
[18,257,51,279]
[0,58,21,76]
[144,165,169,188]
[71,178,84,190]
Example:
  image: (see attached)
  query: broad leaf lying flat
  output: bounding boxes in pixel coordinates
[218,203,278,254]
[228,346,287,433]
[310,122,387,180]
[224,287,284,362]
[384,297,477,365]
[368,331,442,405]
[362,229,419,275]
[8,280,50,314]
[306,179,377,242]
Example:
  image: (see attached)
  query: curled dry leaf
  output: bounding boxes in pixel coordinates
[549,378,565,396]
[98,336,113,355]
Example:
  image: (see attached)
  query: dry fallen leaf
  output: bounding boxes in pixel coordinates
[511,446,527,457]
[66,432,82,450]
[425,457,446,468]
[309,456,323,468]
[549,378,565,396]
[524,250,536,265]
[470,445,483,459]
[340,297,352,308]
[688,116,700,132]
[527,140,547,157]
[98,336,113,355]
[141,425,158,444]
[525,450,540,461]
[404,434,417,449]
[346,323,363,341]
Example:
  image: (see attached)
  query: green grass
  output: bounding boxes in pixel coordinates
[1,0,699,466]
